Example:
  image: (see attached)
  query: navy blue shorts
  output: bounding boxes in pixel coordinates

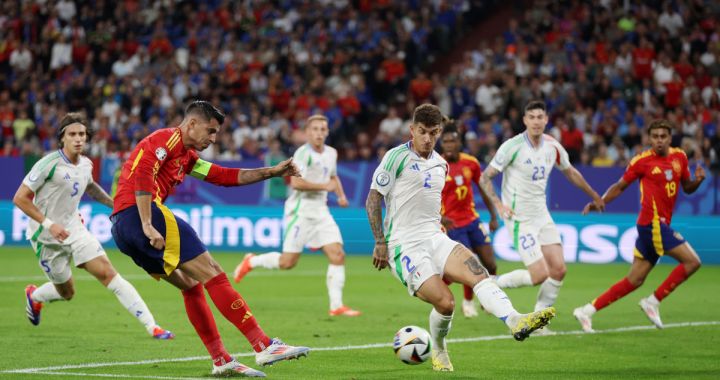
[111,203,207,276]
[635,223,686,265]
[447,218,491,249]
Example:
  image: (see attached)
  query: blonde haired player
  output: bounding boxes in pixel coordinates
[234,114,361,317]
[16,112,173,339]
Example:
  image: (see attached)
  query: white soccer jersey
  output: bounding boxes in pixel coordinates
[22,150,94,245]
[489,132,571,220]
[370,142,448,246]
[285,143,337,218]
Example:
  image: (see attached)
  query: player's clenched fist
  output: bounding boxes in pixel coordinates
[271,158,301,177]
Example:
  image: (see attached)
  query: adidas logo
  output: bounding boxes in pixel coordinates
[410,163,420,171]
[652,166,662,175]
[64,173,71,180]
[525,159,532,165]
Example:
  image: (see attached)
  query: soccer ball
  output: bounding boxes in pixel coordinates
[393,325,432,365]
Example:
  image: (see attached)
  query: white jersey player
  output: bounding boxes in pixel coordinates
[234,115,360,317]
[366,104,556,372]
[15,112,174,339]
[480,100,604,333]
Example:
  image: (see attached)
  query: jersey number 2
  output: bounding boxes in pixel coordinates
[423,172,432,188]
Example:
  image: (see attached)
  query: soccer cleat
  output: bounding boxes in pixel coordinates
[25,284,43,326]
[152,326,175,340]
[573,307,595,333]
[329,305,361,317]
[255,338,310,366]
[233,254,255,283]
[431,349,454,372]
[462,299,478,318]
[532,326,557,336]
[212,357,266,377]
[511,307,556,341]
[639,297,663,329]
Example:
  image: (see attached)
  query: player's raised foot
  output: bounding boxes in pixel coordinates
[639,297,663,329]
[212,357,266,377]
[431,350,454,372]
[255,338,310,366]
[24,284,43,326]
[573,307,595,333]
[532,326,557,336]
[152,326,175,340]
[233,254,255,283]
[329,305,361,317]
[462,299,478,318]
[510,307,556,341]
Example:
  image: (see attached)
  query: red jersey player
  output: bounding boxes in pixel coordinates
[111,101,309,377]
[573,119,705,332]
[440,125,499,318]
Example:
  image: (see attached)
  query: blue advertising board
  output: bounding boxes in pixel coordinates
[1,201,717,264]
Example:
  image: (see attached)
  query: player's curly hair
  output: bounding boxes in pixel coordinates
[185,100,225,125]
[412,104,443,128]
[441,115,458,136]
[647,119,672,134]
[57,112,92,148]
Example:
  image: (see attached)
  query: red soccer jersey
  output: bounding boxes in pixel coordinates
[622,148,690,226]
[442,153,482,228]
[112,128,199,214]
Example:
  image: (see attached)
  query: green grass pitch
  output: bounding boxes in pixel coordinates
[1,247,718,379]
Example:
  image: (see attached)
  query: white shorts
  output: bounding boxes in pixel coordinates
[30,228,105,284]
[505,212,561,266]
[388,232,459,296]
[282,215,343,253]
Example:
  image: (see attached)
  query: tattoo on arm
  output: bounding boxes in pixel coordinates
[479,167,501,205]
[238,168,272,185]
[365,190,385,243]
[86,182,113,208]
[463,256,489,277]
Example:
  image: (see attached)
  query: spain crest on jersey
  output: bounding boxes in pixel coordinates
[665,169,673,181]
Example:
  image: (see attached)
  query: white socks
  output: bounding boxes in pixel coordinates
[535,278,563,312]
[495,269,533,289]
[581,303,597,316]
[106,274,157,335]
[249,252,281,269]
[646,294,660,305]
[429,308,453,351]
[473,278,519,326]
[31,282,64,303]
[327,264,345,310]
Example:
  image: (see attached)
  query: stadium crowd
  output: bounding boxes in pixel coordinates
[0,0,719,172]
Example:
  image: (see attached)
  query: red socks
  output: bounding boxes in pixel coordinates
[592,277,638,311]
[182,283,232,364]
[463,285,474,301]
[654,264,688,301]
[204,273,271,352]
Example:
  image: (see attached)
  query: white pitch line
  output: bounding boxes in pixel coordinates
[4,320,719,376]
[11,372,210,380]
[0,270,326,283]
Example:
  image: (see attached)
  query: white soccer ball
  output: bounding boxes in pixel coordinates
[393,325,432,365]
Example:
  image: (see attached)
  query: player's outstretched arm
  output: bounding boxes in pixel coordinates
[583,178,629,214]
[13,184,70,242]
[85,181,113,208]
[365,189,389,270]
[681,163,706,194]
[479,166,514,220]
[561,165,605,212]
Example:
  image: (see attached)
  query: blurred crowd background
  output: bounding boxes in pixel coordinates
[1,0,719,172]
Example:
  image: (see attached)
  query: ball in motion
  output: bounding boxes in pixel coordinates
[393,325,432,365]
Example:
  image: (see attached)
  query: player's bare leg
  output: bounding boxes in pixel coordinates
[234,251,300,282]
[181,252,309,366]
[81,255,173,339]
[443,244,555,341]
[415,276,455,371]
[574,257,654,332]
[323,242,360,317]
[640,242,702,328]
[528,244,566,335]
[462,244,496,318]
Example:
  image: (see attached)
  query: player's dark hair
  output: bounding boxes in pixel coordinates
[57,112,91,148]
[412,104,443,128]
[441,116,459,137]
[524,100,547,114]
[647,119,672,134]
[185,100,225,125]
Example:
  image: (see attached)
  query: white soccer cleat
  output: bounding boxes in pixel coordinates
[639,297,664,329]
[573,307,595,333]
[212,357,266,377]
[461,299,478,318]
[255,338,310,366]
[431,349,454,372]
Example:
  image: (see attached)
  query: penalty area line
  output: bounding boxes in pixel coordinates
[4,320,719,377]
